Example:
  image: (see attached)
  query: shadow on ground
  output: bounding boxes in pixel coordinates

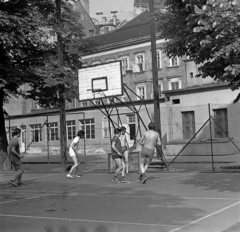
[178,172,240,193]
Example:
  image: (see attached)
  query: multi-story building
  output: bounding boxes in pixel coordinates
[5,10,240,157]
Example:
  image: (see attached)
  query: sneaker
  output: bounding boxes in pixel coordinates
[141,177,147,184]
[120,177,129,183]
[112,177,120,183]
[73,175,81,178]
[137,175,143,183]
[67,174,74,179]
[9,180,18,187]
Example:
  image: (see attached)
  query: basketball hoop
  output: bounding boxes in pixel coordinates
[78,61,123,101]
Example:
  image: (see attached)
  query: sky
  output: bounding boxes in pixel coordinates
[89,0,134,17]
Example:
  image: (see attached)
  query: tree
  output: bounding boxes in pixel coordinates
[0,0,96,171]
[155,0,240,97]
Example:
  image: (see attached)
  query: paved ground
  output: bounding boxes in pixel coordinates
[1,153,240,232]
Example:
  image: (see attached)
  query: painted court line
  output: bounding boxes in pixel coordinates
[0,213,178,228]
[1,188,239,202]
[168,200,240,232]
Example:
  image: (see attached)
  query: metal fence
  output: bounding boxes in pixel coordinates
[160,103,240,172]
[5,102,240,172]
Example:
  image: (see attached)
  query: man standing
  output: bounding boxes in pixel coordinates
[111,128,128,183]
[8,128,24,187]
[138,122,161,184]
[120,126,130,175]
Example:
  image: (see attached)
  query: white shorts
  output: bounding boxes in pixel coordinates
[69,148,76,157]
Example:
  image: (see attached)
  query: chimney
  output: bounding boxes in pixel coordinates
[111,11,118,26]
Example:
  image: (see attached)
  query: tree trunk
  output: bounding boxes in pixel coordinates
[0,89,10,171]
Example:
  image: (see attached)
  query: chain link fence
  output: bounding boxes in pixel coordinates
[160,103,240,172]
[5,102,240,172]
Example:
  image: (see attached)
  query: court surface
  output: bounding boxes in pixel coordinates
[0,169,240,232]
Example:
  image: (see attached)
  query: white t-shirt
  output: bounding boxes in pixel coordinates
[69,136,80,157]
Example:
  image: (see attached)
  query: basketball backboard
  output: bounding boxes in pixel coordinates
[78,61,123,101]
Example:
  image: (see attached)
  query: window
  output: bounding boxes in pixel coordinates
[127,114,136,140]
[102,117,110,138]
[81,101,88,107]
[89,30,94,37]
[172,99,180,104]
[106,59,114,63]
[47,122,58,141]
[135,53,145,72]
[79,118,95,139]
[30,124,42,142]
[157,49,162,69]
[136,85,146,100]
[169,78,182,90]
[171,82,179,90]
[213,109,228,138]
[107,97,115,104]
[92,61,100,65]
[95,99,101,106]
[120,95,126,102]
[168,57,179,67]
[32,101,42,110]
[66,120,76,140]
[182,111,195,139]
[20,125,26,144]
[120,56,129,74]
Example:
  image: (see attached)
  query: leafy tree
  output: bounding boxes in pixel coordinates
[155,0,240,97]
[0,0,96,171]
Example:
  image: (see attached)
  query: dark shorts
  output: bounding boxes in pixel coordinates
[112,154,122,160]
[121,146,128,153]
[141,147,154,160]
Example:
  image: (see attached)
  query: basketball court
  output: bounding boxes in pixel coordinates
[0,167,240,232]
[1,61,239,232]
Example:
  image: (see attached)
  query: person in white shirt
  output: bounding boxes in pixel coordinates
[67,130,85,179]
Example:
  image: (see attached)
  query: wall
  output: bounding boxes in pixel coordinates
[164,88,240,156]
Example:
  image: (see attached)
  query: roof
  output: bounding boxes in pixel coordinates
[85,11,160,52]
[134,0,165,7]
[162,83,230,96]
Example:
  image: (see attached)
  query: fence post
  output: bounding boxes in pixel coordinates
[208,103,214,171]
[46,116,49,164]
[8,116,11,140]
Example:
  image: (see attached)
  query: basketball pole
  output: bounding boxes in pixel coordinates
[149,0,161,137]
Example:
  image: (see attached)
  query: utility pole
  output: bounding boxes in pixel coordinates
[149,0,161,136]
[56,0,67,166]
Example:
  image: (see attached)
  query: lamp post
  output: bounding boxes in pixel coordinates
[149,0,161,136]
